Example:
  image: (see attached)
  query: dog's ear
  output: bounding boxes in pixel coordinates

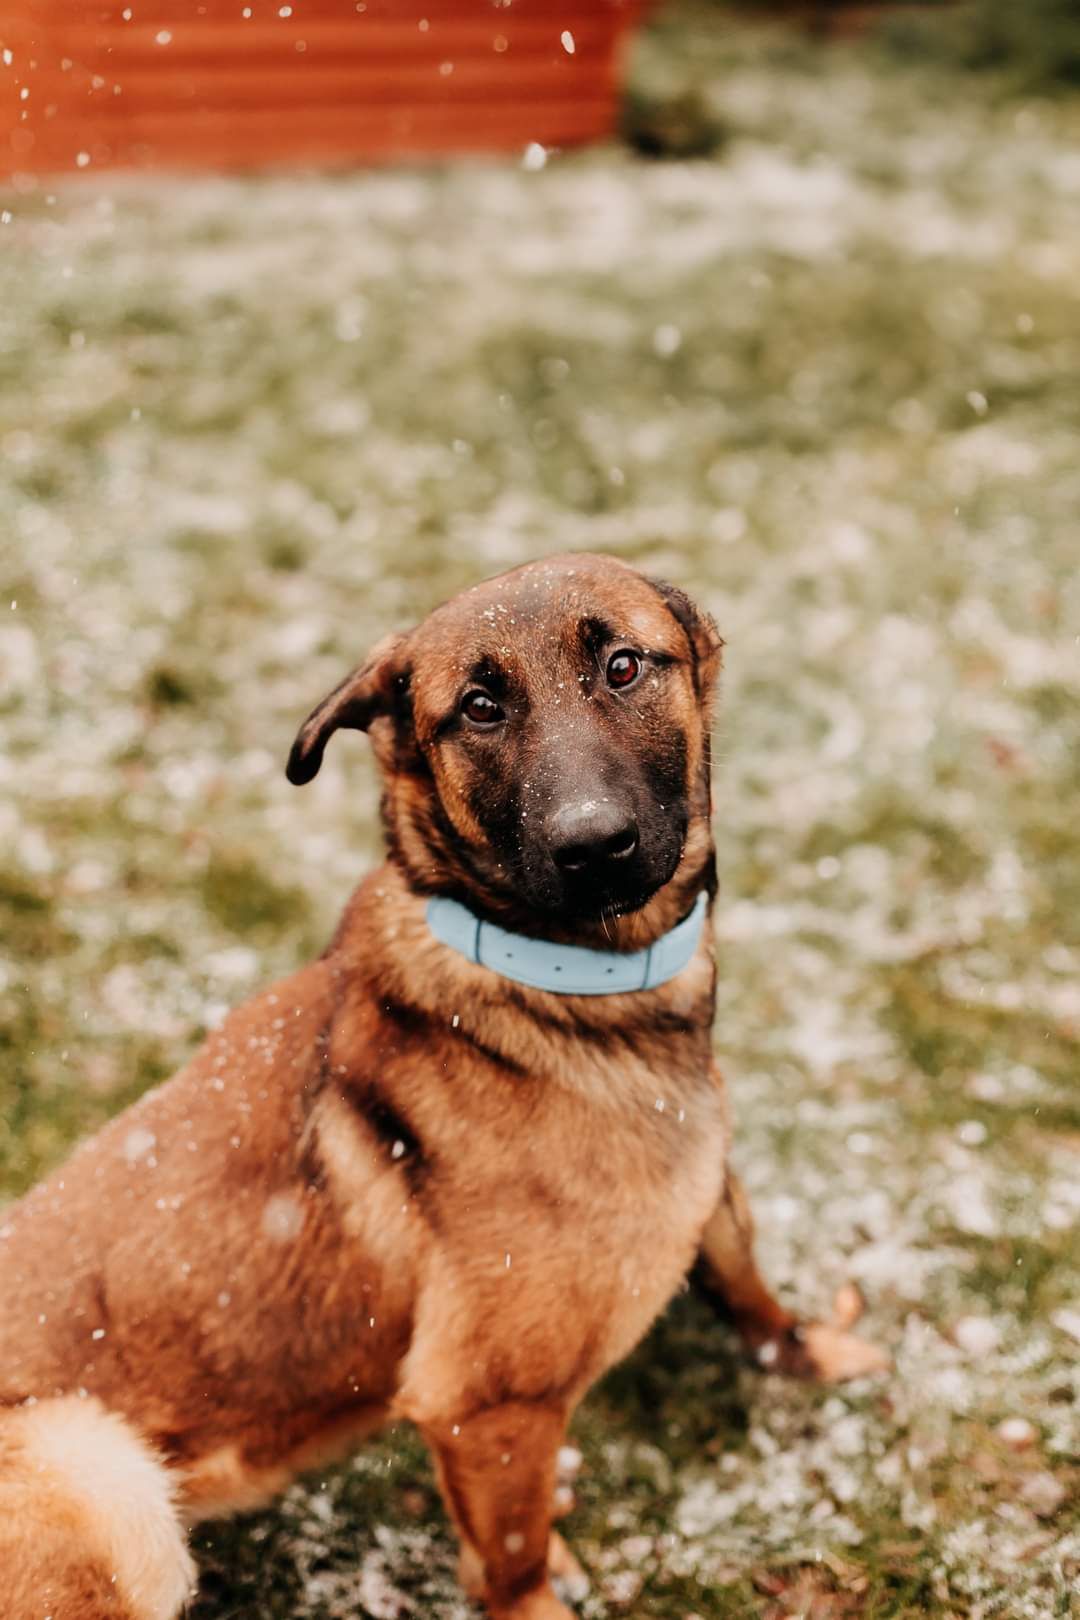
[286,631,408,785]
[650,578,724,701]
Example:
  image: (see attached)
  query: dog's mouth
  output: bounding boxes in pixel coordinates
[557,873,663,921]
[517,831,686,924]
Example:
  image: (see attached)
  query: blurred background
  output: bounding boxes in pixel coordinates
[1,2,1078,1615]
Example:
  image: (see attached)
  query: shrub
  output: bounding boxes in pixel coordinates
[878,0,1080,89]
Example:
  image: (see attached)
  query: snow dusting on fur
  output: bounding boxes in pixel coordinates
[2,12,1077,1619]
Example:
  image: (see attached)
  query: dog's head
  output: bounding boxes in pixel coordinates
[287,555,722,939]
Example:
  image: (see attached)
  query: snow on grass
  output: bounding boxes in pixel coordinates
[2,8,1078,1617]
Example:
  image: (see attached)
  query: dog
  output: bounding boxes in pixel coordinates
[0,553,885,1620]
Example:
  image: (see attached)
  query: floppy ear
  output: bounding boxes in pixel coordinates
[286,631,407,785]
[650,578,724,700]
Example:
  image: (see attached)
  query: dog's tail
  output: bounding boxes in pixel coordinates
[0,1395,195,1619]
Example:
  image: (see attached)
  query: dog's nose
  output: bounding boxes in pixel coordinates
[548,800,639,875]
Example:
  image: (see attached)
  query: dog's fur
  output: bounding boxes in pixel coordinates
[0,554,884,1620]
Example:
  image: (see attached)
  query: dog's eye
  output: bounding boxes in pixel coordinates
[606,650,642,690]
[461,690,505,727]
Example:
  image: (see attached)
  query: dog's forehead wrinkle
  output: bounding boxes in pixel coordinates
[417,567,683,688]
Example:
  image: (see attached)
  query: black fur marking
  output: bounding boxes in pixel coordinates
[579,615,618,662]
[298,1130,329,1192]
[647,576,715,697]
[390,674,426,774]
[339,1072,428,1188]
[391,668,413,711]
[505,987,608,1043]
[379,995,435,1041]
[453,1022,530,1079]
[503,985,706,1051]
[381,996,529,1080]
[466,768,522,874]
[646,725,688,808]
[466,656,509,700]
[698,849,719,900]
[297,1018,336,1184]
[502,1559,549,1603]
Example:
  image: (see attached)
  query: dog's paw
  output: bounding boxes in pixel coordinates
[796,1319,891,1381]
[757,1285,890,1382]
[492,1587,577,1620]
[548,1531,589,1605]
[458,1534,587,1613]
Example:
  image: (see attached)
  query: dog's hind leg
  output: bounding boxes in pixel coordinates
[0,1396,195,1620]
[696,1169,890,1382]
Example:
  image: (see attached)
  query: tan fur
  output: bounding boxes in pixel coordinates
[0,555,884,1618]
[0,1397,193,1620]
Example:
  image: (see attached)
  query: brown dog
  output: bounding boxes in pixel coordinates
[0,553,885,1620]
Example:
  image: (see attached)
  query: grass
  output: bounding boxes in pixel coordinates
[2,3,1079,1616]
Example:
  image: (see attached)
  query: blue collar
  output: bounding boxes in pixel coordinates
[426,891,708,996]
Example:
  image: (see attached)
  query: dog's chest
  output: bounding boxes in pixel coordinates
[390,1048,728,1419]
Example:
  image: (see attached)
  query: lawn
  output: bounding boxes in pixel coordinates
[1,4,1078,1616]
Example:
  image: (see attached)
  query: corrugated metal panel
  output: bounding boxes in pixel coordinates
[0,1,645,176]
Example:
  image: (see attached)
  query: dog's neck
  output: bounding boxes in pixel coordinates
[336,861,718,1093]
[426,891,709,997]
[383,797,716,955]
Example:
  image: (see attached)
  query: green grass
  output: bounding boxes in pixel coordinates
[2,3,1079,1615]
[875,0,1080,90]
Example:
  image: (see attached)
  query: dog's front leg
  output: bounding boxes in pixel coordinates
[696,1169,889,1381]
[425,1401,578,1620]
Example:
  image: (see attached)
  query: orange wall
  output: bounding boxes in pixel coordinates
[1,0,644,177]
